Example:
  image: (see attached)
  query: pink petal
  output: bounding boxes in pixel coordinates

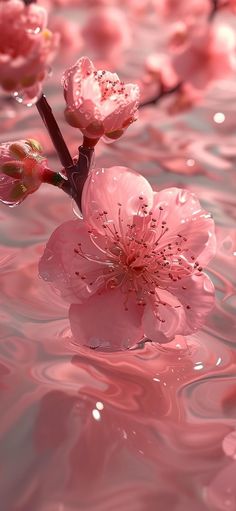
[142,289,186,343]
[62,57,102,123]
[39,220,106,304]
[81,166,153,236]
[103,98,139,134]
[142,272,214,343]
[62,56,95,107]
[69,288,143,351]
[152,188,216,265]
[168,273,215,334]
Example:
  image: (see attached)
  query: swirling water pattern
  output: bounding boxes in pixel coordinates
[0,5,236,511]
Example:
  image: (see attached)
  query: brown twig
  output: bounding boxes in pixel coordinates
[140,82,182,108]
[36,95,73,170]
[209,0,218,21]
[66,145,94,210]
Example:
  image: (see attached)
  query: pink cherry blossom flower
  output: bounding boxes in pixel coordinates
[0,139,48,206]
[62,56,140,142]
[39,166,216,351]
[171,22,236,90]
[81,7,131,60]
[0,0,59,103]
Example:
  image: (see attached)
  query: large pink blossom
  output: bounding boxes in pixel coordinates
[171,22,236,90]
[0,139,48,206]
[62,56,140,142]
[39,166,216,351]
[0,0,59,103]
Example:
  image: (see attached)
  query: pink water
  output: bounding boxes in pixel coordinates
[1,5,236,511]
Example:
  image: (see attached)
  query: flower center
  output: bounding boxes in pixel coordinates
[73,199,203,313]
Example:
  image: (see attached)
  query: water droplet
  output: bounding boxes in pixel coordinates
[177,190,189,204]
[96,401,104,410]
[12,91,23,104]
[222,430,236,459]
[213,112,225,124]
[47,66,53,78]
[194,362,204,371]
[186,158,195,167]
[72,202,83,219]
[12,90,39,107]
[25,7,46,36]
[92,409,101,421]
[26,26,42,35]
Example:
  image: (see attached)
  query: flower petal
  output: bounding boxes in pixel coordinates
[169,273,215,334]
[142,273,215,343]
[62,56,95,107]
[151,188,216,265]
[103,83,140,133]
[142,289,186,343]
[62,57,139,140]
[69,288,143,351]
[39,220,106,304]
[81,166,153,236]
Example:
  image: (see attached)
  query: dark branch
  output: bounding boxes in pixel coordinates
[209,0,218,21]
[66,145,94,210]
[36,94,73,170]
[140,82,182,108]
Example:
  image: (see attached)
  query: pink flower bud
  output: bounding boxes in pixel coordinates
[0,139,48,206]
[62,56,140,142]
[0,0,59,104]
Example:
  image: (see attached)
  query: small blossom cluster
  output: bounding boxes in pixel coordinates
[0,0,217,351]
[0,0,59,103]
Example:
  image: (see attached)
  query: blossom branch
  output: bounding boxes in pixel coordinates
[209,0,219,20]
[41,168,72,196]
[66,144,94,210]
[140,82,182,108]
[36,94,74,170]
